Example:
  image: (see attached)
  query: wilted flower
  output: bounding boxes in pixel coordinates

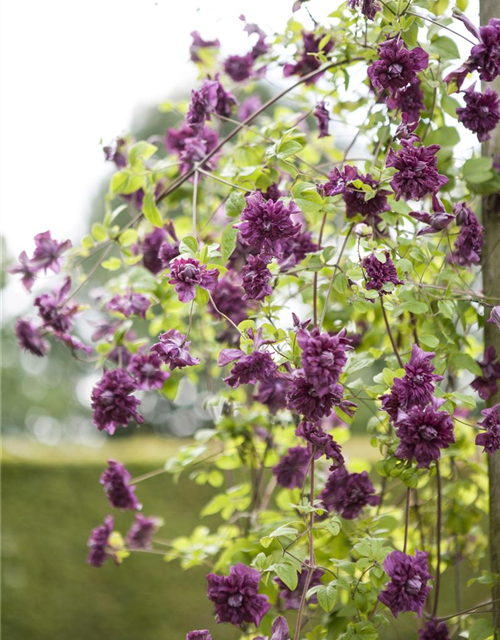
[275,563,324,609]
[91,369,144,435]
[368,38,428,94]
[87,515,115,568]
[242,255,273,300]
[107,291,150,319]
[387,77,425,122]
[8,251,38,292]
[362,251,403,293]
[100,460,140,510]
[283,31,334,83]
[169,258,219,303]
[273,446,310,488]
[151,329,200,369]
[451,203,484,267]
[295,421,344,468]
[378,550,432,617]
[313,101,330,138]
[31,230,72,274]
[476,404,500,454]
[347,0,380,20]
[471,347,500,400]
[15,318,50,357]
[126,514,160,550]
[129,353,170,390]
[104,137,128,168]
[418,619,450,640]
[319,466,380,519]
[189,31,220,63]
[394,398,455,468]
[410,210,454,236]
[224,54,255,82]
[322,166,391,220]
[457,85,500,142]
[206,563,271,628]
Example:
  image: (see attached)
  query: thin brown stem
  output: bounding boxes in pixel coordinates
[432,461,442,618]
[403,488,411,554]
[380,298,404,368]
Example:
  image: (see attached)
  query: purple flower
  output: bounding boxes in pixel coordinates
[273,446,310,489]
[169,258,219,303]
[379,550,432,617]
[129,353,169,390]
[322,166,390,220]
[394,398,455,468]
[476,404,500,454]
[104,137,128,168]
[91,369,144,435]
[242,17,268,60]
[206,563,271,628]
[190,31,220,63]
[186,77,237,129]
[100,460,140,510]
[319,466,379,519]
[279,231,317,270]
[457,85,500,142]
[159,241,180,269]
[487,306,500,330]
[187,631,213,640]
[295,421,345,468]
[209,271,251,325]
[126,514,159,550]
[348,0,380,20]
[253,616,290,640]
[287,376,356,421]
[386,139,448,201]
[275,563,324,609]
[242,255,273,300]
[236,191,300,259]
[313,101,330,138]
[368,38,429,94]
[31,231,72,274]
[238,96,262,121]
[410,210,454,236]
[362,251,403,293]
[451,203,484,267]
[255,376,290,414]
[283,32,334,83]
[224,54,255,82]
[107,291,150,319]
[419,619,450,640]
[15,318,50,357]
[140,227,167,274]
[467,17,500,82]
[220,349,277,388]
[8,251,38,291]
[151,329,200,370]
[34,277,78,334]
[165,124,220,173]
[387,77,425,123]
[297,327,351,397]
[87,515,115,568]
[472,347,500,400]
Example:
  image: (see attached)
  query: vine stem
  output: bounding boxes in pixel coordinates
[192,169,199,236]
[64,243,113,304]
[319,224,354,329]
[293,452,316,640]
[432,461,442,618]
[380,298,404,368]
[313,213,328,327]
[406,10,476,45]
[403,488,411,554]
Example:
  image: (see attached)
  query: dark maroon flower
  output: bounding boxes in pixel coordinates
[186,77,237,129]
[273,446,310,489]
[287,376,356,421]
[242,255,273,300]
[487,306,500,330]
[387,77,425,122]
[295,421,344,468]
[313,101,330,138]
[140,227,167,274]
[467,17,500,82]
[165,124,220,173]
[322,166,391,220]
[107,291,150,319]
[100,460,140,510]
[224,54,255,82]
[457,85,500,142]
[187,631,213,640]
[378,550,432,617]
[362,251,403,293]
[151,329,200,370]
[169,257,219,303]
[34,277,78,334]
[451,203,484,267]
[236,191,300,259]
[87,515,115,568]
[410,210,454,236]
[109,344,133,368]
[471,347,500,400]
[9,251,38,291]
[386,139,448,201]
[476,404,500,454]
[238,95,262,121]
[242,17,268,60]
[297,328,351,397]
[255,376,290,414]
[129,353,170,390]
[209,271,251,325]
[104,137,128,168]
[253,616,290,640]
[348,0,380,20]
[207,563,271,628]
[91,369,144,435]
[319,466,379,519]
[368,38,429,94]
[55,332,92,356]
[275,563,324,609]
[279,231,318,270]
[220,349,277,388]
[283,32,334,83]
[419,619,450,640]
[31,231,72,274]
[190,31,220,63]
[126,514,159,550]
[159,241,180,269]
[15,318,50,357]
[394,398,455,468]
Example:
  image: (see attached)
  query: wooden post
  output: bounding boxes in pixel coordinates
[480,0,500,633]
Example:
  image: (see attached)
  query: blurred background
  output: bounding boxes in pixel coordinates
[1,1,486,638]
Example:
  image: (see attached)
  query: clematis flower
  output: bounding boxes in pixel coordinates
[8,251,38,291]
[471,347,500,400]
[100,460,140,510]
[255,376,290,414]
[107,291,150,319]
[165,124,220,173]
[139,227,167,274]
[186,77,237,129]
[31,230,72,274]
[313,101,330,138]
[460,14,500,82]
[319,466,380,519]
[87,515,115,568]
[126,514,160,550]
[410,210,454,236]
[34,277,79,334]
[279,231,317,270]
[15,318,50,357]
[253,616,290,640]
[348,0,380,20]
[295,421,345,468]
[451,203,484,267]
[275,563,324,609]
[209,271,251,326]
[476,404,500,454]
[190,31,220,63]
[283,31,334,83]
[129,352,170,390]
[457,84,500,142]
[219,347,277,388]
[387,77,425,122]
[362,251,403,293]
[368,38,428,94]
[238,95,262,121]
[187,632,213,640]
[378,549,432,617]
[224,54,255,82]
[91,369,144,435]
[322,166,391,220]
[487,306,500,330]
[241,254,273,300]
[151,330,200,370]
[169,258,219,303]
[419,619,450,640]
[287,376,356,421]
[273,446,310,489]
[104,137,128,168]
[206,563,271,628]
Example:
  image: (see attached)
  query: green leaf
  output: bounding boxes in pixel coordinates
[277,140,303,159]
[332,273,348,295]
[419,334,439,348]
[463,157,494,185]
[221,225,238,263]
[425,126,460,147]
[119,229,138,247]
[142,192,163,228]
[450,353,482,376]
[469,618,495,640]
[102,257,122,271]
[292,182,324,214]
[275,563,298,591]
[92,223,108,242]
[179,236,198,255]
[437,299,454,320]
[195,286,209,307]
[317,584,337,612]
[128,141,157,168]
[430,35,460,61]
[226,191,246,218]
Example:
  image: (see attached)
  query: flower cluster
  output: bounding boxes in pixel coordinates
[129,353,170,390]
[368,38,428,94]
[272,446,310,488]
[476,404,500,454]
[319,466,379,519]
[362,251,403,294]
[91,368,144,435]
[100,460,140,510]
[151,330,200,369]
[107,290,150,319]
[457,84,500,142]
[451,203,484,267]
[471,346,500,400]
